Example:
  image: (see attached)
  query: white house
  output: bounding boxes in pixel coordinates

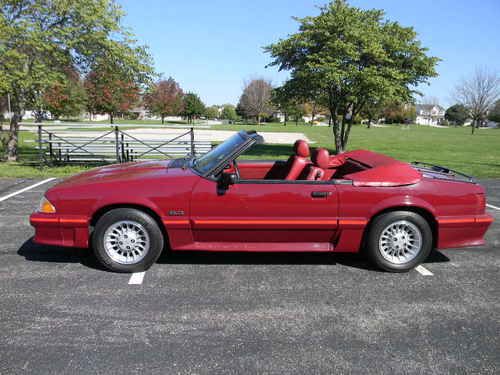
[415,104,445,126]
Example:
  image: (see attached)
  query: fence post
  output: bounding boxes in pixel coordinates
[114,126,121,163]
[48,132,53,162]
[190,127,195,156]
[38,125,43,167]
[120,133,125,161]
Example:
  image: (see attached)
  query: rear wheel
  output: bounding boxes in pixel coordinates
[366,211,432,272]
[92,208,164,273]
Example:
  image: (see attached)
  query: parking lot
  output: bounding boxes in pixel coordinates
[0,178,499,374]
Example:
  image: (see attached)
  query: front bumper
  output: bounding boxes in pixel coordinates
[30,213,90,248]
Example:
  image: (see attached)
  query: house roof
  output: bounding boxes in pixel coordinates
[416,104,445,112]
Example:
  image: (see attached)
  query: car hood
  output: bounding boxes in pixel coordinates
[53,159,192,189]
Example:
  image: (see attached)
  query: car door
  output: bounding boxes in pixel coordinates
[189,177,339,250]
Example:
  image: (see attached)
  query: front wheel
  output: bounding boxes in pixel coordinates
[92,208,164,272]
[365,211,433,272]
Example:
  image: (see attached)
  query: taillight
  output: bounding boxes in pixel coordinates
[476,193,486,213]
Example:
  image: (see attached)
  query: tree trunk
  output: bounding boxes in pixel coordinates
[257,114,261,125]
[161,115,165,125]
[109,113,114,124]
[332,119,343,153]
[342,118,354,150]
[6,112,21,162]
[471,119,475,134]
[367,116,372,129]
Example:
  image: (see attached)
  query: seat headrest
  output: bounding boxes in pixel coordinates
[312,148,330,169]
[293,140,310,158]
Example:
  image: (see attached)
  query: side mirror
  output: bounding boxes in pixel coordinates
[217,172,238,194]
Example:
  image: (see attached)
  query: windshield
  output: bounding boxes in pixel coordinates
[192,132,248,175]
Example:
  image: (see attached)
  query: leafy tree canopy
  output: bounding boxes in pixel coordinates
[84,61,140,123]
[265,0,438,152]
[41,66,87,119]
[0,0,154,159]
[221,104,238,122]
[182,93,205,123]
[445,104,469,126]
[204,105,220,120]
[144,78,184,124]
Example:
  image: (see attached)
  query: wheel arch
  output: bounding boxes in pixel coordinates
[90,203,170,246]
[362,205,438,250]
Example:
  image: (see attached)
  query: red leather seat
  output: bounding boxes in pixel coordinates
[306,148,330,181]
[284,140,310,180]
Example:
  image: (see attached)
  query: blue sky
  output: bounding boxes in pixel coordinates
[120,0,500,107]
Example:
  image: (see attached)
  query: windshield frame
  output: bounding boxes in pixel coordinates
[191,131,263,178]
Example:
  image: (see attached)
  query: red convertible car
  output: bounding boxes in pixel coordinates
[30,131,493,273]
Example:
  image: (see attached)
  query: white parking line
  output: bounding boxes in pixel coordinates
[486,203,500,211]
[0,178,56,202]
[415,265,434,276]
[128,272,145,285]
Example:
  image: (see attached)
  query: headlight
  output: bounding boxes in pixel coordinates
[38,196,56,213]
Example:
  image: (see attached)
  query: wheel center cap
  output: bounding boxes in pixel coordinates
[118,231,138,251]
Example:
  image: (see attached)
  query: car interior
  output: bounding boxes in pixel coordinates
[230,140,369,182]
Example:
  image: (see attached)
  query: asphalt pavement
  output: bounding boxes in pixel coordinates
[0,177,499,374]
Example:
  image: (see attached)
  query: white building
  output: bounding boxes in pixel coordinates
[415,104,445,126]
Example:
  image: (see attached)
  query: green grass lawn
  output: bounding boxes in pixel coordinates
[0,123,499,178]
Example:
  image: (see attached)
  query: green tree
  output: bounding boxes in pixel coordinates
[204,105,220,120]
[488,100,500,123]
[289,104,306,125]
[182,93,205,124]
[0,0,153,160]
[221,104,238,122]
[445,104,469,126]
[360,98,386,128]
[265,0,438,153]
[144,78,184,124]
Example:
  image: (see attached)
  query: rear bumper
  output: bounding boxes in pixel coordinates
[437,214,494,249]
[30,213,90,248]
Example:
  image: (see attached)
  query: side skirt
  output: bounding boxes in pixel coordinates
[173,241,334,252]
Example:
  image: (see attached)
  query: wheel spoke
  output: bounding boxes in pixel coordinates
[378,220,423,265]
[103,220,151,265]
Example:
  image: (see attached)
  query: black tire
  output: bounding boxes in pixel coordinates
[92,208,164,273]
[365,211,433,272]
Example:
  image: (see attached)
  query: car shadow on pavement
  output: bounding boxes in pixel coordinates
[18,238,450,272]
[157,249,450,271]
[17,238,107,271]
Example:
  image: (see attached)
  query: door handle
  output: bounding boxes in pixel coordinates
[311,191,331,198]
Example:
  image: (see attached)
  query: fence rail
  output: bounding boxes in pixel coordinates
[36,125,212,165]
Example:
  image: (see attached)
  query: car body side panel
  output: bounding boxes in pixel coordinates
[334,178,492,252]
[188,178,339,249]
